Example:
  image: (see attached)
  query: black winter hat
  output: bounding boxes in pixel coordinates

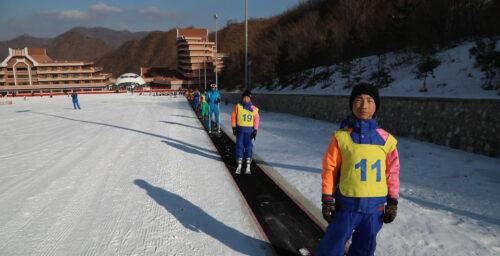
[349,83,380,113]
[242,90,252,99]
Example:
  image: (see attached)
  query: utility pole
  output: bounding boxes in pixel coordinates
[245,0,249,90]
[214,14,218,89]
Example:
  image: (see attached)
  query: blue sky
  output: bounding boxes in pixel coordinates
[0,0,301,41]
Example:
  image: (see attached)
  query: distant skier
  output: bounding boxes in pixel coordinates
[205,84,221,132]
[192,88,200,111]
[317,83,400,256]
[231,90,259,174]
[71,92,81,110]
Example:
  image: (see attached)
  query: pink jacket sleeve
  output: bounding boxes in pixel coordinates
[252,105,260,130]
[377,128,400,198]
[386,148,400,198]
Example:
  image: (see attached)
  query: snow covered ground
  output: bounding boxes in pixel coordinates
[0,95,272,256]
[1,93,499,256]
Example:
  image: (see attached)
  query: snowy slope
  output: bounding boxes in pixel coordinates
[252,40,500,99]
[0,94,499,255]
[0,95,272,256]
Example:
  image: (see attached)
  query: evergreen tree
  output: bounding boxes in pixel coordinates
[469,38,500,90]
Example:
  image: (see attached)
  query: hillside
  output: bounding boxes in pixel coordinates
[251,39,500,99]
[69,27,149,49]
[46,30,112,61]
[95,30,178,76]
[217,0,500,89]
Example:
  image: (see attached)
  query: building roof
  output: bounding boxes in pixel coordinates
[177,28,208,40]
[115,73,146,86]
[27,48,53,63]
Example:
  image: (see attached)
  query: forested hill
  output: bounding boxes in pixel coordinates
[216,0,500,89]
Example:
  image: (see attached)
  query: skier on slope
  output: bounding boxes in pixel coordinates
[71,92,81,110]
[231,90,259,174]
[205,84,221,132]
[316,83,400,256]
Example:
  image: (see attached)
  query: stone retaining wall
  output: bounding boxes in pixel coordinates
[221,93,500,158]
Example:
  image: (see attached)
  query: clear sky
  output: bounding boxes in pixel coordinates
[0,0,301,41]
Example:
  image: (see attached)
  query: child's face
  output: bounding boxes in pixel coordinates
[242,96,251,103]
[352,94,376,120]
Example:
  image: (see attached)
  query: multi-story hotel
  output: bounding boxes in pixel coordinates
[175,28,224,88]
[0,48,111,96]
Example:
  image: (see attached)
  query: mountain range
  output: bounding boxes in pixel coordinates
[0,27,150,66]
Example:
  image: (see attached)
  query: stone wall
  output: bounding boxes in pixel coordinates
[222,93,500,158]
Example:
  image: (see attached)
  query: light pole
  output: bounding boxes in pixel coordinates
[248,60,252,89]
[244,0,249,90]
[214,14,218,89]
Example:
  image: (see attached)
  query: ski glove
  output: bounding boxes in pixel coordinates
[251,130,257,140]
[322,202,337,223]
[206,99,210,103]
[215,98,220,103]
[232,127,238,136]
[383,198,398,223]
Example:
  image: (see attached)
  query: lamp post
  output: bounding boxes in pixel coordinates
[248,60,252,89]
[244,0,249,90]
[214,14,218,89]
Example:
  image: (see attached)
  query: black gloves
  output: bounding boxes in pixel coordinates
[251,130,257,140]
[383,198,398,223]
[322,202,337,223]
[215,98,220,103]
[232,127,238,136]
[206,98,210,103]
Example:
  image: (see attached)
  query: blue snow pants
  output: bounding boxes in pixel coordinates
[235,131,253,159]
[316,209,384,256]
[73,100,80,109]
[193,96,200,109]
[206,104,219,128]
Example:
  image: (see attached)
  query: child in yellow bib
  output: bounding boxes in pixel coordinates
[317,83,401,256]
[231,90,260,174]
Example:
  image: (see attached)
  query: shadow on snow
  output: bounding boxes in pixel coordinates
[24,111,219,161]
[134,179,272,255]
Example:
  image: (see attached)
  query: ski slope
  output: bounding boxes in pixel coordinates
[0,94,499,256]
[0,95,272,256]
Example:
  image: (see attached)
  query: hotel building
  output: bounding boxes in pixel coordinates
[0,48,111,96]
[175,28,225,88]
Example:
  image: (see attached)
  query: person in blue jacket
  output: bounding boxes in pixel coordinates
[192,88,200,112]
[71,92,81,110]
[205,83,221,132]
